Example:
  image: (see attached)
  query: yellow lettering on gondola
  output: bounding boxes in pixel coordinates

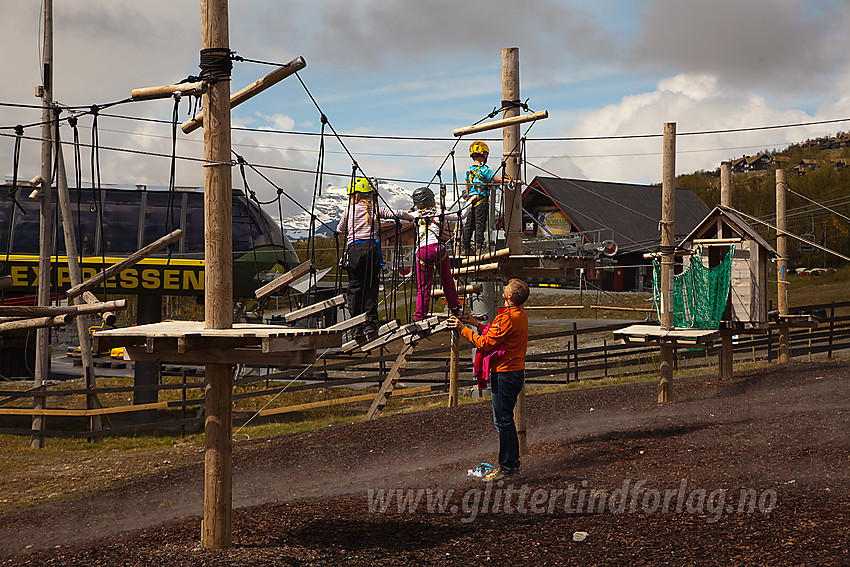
[12,266,28,287]
[141,269,160,289]
[57,267,71,287]
[121,269,138,289]
[163,269,179,290]
[183,270,203,291]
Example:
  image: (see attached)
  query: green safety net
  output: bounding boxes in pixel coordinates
[652,245,735,330]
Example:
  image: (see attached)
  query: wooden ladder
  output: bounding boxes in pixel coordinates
[365,342,417,420]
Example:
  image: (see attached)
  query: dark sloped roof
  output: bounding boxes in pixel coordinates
[681,205,777,256]
[524,177,710,253]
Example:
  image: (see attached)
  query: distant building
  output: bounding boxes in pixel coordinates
[522,177,710,291]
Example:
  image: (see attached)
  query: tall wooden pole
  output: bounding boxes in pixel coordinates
[502,47,527,454]
[200,0,233,550]
[776,168,790,363]
[719,160,733,379]
[32,0,53,449]
[658,122,676,403]
[720,161,732,207]
[55,134,102,437]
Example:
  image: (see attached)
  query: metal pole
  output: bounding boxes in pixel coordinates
[658,122,676,403]
[32,0,53,449]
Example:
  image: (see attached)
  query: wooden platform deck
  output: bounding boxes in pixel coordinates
[94,321,342,365]
[613,324,721,347]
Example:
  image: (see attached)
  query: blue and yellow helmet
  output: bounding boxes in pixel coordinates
[347,177,373,195]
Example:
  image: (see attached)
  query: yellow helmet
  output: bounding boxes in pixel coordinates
[469,141,489,158]
[347,177,372,195]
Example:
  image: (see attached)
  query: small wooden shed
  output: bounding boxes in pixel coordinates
[679,205,777,328]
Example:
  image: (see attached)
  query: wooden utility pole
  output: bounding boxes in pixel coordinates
[658,122,676,403]
[719,160,733,379]
[32,0,53,449]
[776,168,790,363]
[200,0,234,550]
[502,47,527,454]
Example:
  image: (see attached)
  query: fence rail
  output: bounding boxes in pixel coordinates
[2,301,849,439]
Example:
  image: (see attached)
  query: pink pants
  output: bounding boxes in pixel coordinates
[415,243,458,321]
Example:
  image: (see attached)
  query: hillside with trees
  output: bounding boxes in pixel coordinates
[676,133,850,268]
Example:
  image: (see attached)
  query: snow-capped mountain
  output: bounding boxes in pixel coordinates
[281,180,413,240]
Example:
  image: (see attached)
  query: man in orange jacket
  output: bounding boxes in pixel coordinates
[449,278,530,481]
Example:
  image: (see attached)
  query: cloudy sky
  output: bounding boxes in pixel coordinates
[2,0,850,218]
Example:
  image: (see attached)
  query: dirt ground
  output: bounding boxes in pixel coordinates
[1,358,848,566]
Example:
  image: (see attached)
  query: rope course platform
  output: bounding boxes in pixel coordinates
[613,324,721,347]
[94,321,342,366]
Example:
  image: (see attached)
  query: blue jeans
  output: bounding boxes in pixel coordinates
[490,370,524,473]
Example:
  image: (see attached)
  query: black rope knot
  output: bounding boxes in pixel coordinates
[199,48,233,82]
[14,124,23,136]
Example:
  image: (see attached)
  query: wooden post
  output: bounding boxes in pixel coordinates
[502,47,523,255]
[720,329,734,380]
[200,0,233,550]
[55,135,102,437]
[776,168,790,363]
[448,328,459,407]
[658,122,676,403]
[32,0,53,449]
[720,161,732,207]
[502,47,527,454]
[718,159,733,381]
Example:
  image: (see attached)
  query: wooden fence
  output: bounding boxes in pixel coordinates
[1,300,849,439]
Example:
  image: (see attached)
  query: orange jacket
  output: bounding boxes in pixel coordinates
[461,305,528,372]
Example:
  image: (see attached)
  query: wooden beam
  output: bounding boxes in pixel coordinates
[0,276,11,290]
[125,345,315,366]
[341,320,402,353]
[326,312,369,332]
[451,261,500,277]
[81,291,119,326]
[431,284,482,298]
[459,247,511,266]
[366,344,416,419]
[283,294,345,323]
[65,229,183,299]
[258,384,432,418]
[0,300,125,319]
[0,314,71,333]
[453,110,548,137]
[254,260,313,299]
[131,81,207,101]
[182,56,307,134]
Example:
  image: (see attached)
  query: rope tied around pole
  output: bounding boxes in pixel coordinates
[199,48,233,82]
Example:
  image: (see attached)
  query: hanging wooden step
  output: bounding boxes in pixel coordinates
[341,320,400,353]
[283,293,345,323]
[254,260,314,300]
[366,343,416,420]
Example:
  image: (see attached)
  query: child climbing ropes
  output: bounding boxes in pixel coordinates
[448,278,530,481]
[462,140,509,255]
[408,186,467,321]
[336,177,410,340]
